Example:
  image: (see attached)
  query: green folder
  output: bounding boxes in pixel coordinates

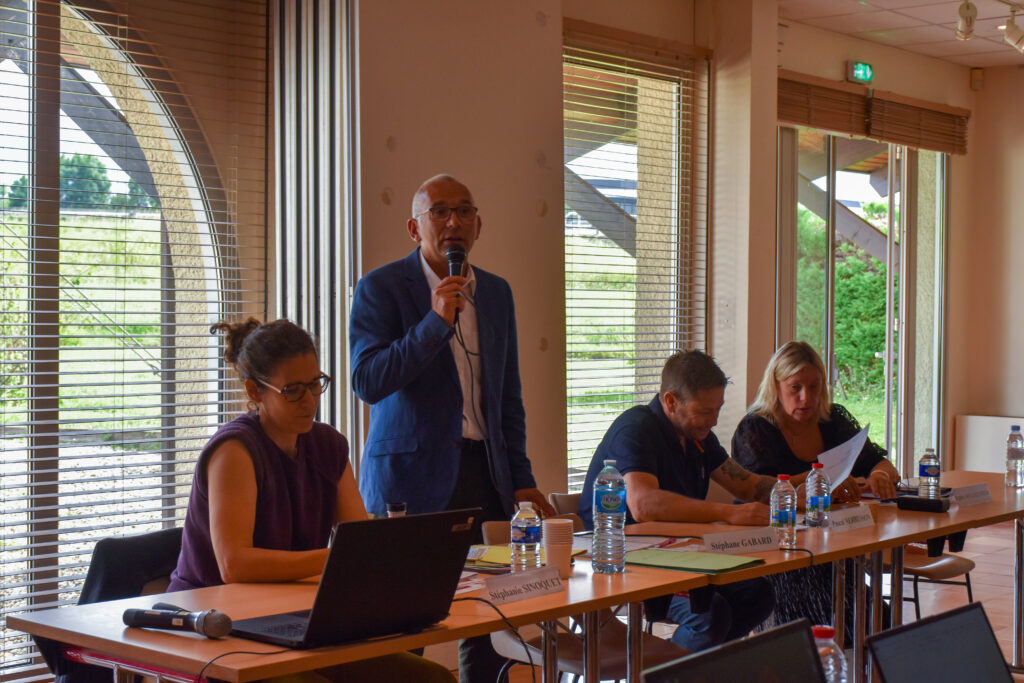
[625,548,765,574]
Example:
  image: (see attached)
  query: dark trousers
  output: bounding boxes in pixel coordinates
[447,439,509,683]
[666,577,776,651]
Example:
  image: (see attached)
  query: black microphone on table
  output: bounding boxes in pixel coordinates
[445,244,467,326]
[123,602,232,639]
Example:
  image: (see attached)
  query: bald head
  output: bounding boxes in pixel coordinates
[411,174,473,217]
[407,174,482,279]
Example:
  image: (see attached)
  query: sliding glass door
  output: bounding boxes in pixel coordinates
[777,127,947,474]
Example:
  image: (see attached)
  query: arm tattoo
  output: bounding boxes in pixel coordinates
[719,458,752,481]
[753,477,775,503]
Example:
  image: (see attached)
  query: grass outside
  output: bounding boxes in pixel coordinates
[1,212,167,433]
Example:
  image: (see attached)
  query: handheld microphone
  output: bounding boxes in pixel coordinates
[445,244,467,325]
[122,605,232,639]
[446,244,466,278]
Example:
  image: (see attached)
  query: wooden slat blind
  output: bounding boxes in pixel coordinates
[778,71,969,155]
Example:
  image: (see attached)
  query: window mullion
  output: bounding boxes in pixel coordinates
[27,0,62,607]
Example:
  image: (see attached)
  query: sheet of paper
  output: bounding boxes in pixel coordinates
[817,425,869,494]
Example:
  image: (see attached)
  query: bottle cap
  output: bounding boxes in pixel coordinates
[519,501,533,509]
[811,625,835,639]
[812,463,823,469]
[603,459,617,466]
[1013,425,1021,431]
[778,474,791,481]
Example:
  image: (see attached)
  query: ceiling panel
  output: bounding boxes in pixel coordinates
[803,10,927,32]
[857,24,961,43]
[911,35,1008,54]
[779,0,1024,63]
[777,0,886,20]
[945,48,1024,65]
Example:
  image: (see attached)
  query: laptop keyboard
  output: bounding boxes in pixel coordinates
[260,621,308,637]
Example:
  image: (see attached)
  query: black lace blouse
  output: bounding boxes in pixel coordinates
[731,403,886,479]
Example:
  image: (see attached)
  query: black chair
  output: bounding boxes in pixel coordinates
[37,527,183,683]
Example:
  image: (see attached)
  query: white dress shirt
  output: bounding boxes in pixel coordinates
[419,250,487,440]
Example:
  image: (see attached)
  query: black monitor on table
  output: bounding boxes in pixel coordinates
[644,618,826,683]
[866,602,1011,683]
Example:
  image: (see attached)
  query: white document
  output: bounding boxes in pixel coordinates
[817,425,870,494]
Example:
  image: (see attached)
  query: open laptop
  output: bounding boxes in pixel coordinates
[866,602,1012,683]
[230,507,481,648]
[643,619,826,683]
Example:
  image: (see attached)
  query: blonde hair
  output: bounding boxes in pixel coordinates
[749,341,831,425]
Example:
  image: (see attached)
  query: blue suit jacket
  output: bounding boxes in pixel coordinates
[350,249,536,516]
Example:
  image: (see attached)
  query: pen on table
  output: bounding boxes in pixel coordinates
[655,537,678,548]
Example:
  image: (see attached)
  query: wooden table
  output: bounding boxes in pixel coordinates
[630,470,1024,682]
[8,557,708,683]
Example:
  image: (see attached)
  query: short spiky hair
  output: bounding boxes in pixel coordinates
[659,350,728,401]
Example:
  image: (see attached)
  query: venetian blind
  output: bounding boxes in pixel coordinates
[0,2,266,681]
[778,71,969,155]
[563,26,709,490]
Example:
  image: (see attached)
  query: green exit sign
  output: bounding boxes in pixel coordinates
[847,60,874,84]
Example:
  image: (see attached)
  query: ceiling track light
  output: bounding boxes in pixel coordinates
[1006,10,1024,53]
[956,0,977,40]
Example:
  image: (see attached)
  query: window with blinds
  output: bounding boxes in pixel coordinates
[777,70,969,155]
[0,2,266,680]
[562,31,709,490]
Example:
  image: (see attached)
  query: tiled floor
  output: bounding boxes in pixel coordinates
[492,520,1022,682]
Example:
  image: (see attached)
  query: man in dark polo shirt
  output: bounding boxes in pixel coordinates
[579,350,777,652]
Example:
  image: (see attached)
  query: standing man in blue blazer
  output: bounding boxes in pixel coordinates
[350,174,554,682]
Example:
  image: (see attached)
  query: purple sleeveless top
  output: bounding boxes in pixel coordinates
[168,413,348,591]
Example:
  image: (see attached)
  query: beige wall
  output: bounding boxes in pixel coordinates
[779,21,972,109]
[953,66,1024,421]
[704,0,780,440]
[357,0,568,492]
[139,0,1009,489]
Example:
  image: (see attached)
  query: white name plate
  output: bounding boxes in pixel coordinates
[703,527,778,554]
[952,483,992,506]
[484,565,564,605]
[828,505,875,533]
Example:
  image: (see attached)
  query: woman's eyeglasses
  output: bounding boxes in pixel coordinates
[260,374,331,402]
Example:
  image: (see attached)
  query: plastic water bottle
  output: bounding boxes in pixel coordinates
[510,502,541,572]
[812,625,848,683]
[805,463,831,528]
[592,459,626,574]
[770,474,797,549]
[918,447,941,498]
[1006,426,1024,488]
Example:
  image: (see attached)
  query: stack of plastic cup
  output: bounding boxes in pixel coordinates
[542,518,575,578]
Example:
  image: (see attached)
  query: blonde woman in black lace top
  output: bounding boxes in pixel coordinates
[732,341,899,639]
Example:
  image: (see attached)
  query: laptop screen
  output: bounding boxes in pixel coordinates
[644,619,826,683]
[867,603,1012,683]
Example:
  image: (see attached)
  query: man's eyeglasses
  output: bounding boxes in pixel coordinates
[413,205,478,223]
[260,374,332,402]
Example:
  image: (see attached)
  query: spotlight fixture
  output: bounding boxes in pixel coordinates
[1006,11,1024,52]
[956,0,977,40]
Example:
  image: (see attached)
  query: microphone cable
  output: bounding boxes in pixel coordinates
[196,648,290,683]
[452,596,536,683]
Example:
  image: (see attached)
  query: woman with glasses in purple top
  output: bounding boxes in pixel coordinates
[169,318,453,682]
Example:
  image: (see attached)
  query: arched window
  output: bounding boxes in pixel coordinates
[0,2,266,678]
